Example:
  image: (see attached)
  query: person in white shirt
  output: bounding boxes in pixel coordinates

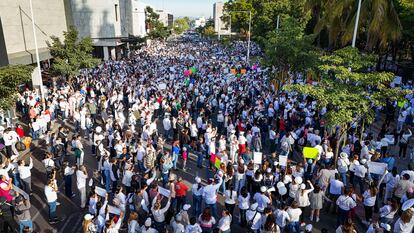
[336,188,357,227]
[238,187,250,226]
[63,162,76,198]
[337,152,350,185]
[163,115,172,140]
[45,178,60,224]
[286,201,302,232]
[393,208,414,233]
[217,210,232,233]
[3,128,20,158]
[141,218,158,233]
[362,183,378,225]
[254,186,271,212]
[18,157,33,195]
[246,203,262,232]
[399,128,412,158]
[353,159,368,194]
[296,181,314,224]
[186,217,202,233]
[275,205,290,233]
[379,198,399,224]
[151,193,171,230]
[76,165,88,208]
[224,185,237,218]
[202,177,222,220]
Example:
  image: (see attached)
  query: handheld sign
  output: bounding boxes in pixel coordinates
[367,161,387,175]
[303,147,319,159]
[158,186,171,197]
[253,152,263,164]
[279,155,288,167]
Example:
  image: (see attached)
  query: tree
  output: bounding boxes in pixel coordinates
[173,17,190,35]
[145,6,171,39]
[311,0,402,50]
[263,15,319,88]
[284,46,409,162]
[395,0,414,63]
[47,26,100,80]
[0,65,33,110]
[203,26,216,38]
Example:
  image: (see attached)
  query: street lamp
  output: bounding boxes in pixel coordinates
[226,10,252,64]
[352,0,362,47]
[29,0,45,103]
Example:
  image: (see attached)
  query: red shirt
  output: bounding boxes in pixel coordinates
[15,128,24,138]
[175,181,188,197]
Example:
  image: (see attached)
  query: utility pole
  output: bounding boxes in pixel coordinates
[352,0,362,47]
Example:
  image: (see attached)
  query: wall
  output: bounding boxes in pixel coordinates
[0,0,67,64]
[130,0,147,37]
[68,0,122,47]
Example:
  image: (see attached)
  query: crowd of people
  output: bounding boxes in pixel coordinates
[0,34,413,233]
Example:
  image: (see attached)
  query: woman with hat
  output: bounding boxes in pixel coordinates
[83,214,97,233]
[192,177,203,217]
[141,218,157,233]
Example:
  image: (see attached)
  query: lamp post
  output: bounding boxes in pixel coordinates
[29,0,45,102]
[352,0,362,47]
[226,10,252,64]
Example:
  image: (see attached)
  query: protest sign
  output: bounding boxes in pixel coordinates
[108,205,121,215]
[279,155,288,167]
[158,83,167,90]
[215,157,221,169]
[241,69,246,74]
[158,186,171,197]
[253,152,262,164]
[367,161,387,175]
[95,186,107,197]
[303,147,319,159]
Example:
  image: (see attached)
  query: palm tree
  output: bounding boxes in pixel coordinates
[309,0,402,50]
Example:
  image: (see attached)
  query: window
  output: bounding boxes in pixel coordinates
[115,4,118,21]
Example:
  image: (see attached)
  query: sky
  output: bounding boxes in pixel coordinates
[143,0,227,18]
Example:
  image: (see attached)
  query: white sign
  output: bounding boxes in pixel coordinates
[158,83,167,90]
[158,186,171,197]
[95,186,107,197]
[367,161,387,175]
[108,205,121,215]
[279,155,288,167]
[253,152,263,164]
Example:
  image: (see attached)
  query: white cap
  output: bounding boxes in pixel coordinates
[195,177,201,183]
[183,147,187,151]
[340,152,348,158]
[95,126,102,133]
[145,218,152,226]
[300,183,306,190]
[380,223,391,231]
[183,204,191,211]
[276,182,285,189]
[84,214,94,221]
[294,176,303,184]
[239,159,245,164]
[360,159,367,165]
[266,168,272,173]
[305,224,313,231]
[175,214,182,221]
[260,186,267,192]
[250,203,258,210]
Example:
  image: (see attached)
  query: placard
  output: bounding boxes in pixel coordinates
[279,155,288,167]
[367,161,387,175]
[158,83,167,90]
[253,152,263,164]
[215,157,221,169]
[158,186,171,197]
[95,186,107,197]
[303,147,319,159]
[108,205,121,215]
[241,69,246,74]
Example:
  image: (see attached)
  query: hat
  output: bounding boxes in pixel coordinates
[260,186,267,193]
[183,147,187,151]
[250,203,258,210]
[380,223,391,231]
[300,184,306,190]
[169,174,177,181]
[276,182,285,189]
[96,126,102,133]
[231,130,236,134]
[305,224,313,231]
[294,177,303,184]
[145,218,152,227]
[266,168,272,173]
[195,177,201,183]
[360,159,367,165]
[175,214,182,221]
[240,131,244,135]
[84,214,94,221]
[340,152,348,158]
[307,159,313,164]
[183,204,191,211]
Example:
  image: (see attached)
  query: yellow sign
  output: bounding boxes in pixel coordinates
[303,147,319,159]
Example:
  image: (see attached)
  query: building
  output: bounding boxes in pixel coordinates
[195,17,206,28]
[156,10,173,28]
[128,0,147,37]
[66,0,125,60]
[0,0,68,66]
[213,2,230,35]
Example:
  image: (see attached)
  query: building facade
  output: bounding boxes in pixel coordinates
[0,0,68,66]
[213,2,230,35]
[156,10,173,28]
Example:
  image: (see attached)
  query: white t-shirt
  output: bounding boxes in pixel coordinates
[329,179,344,195]
[286,208,302,222]
[76,170,88,189]
[224,190,237,205]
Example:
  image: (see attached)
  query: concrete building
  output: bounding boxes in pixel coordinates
[128,0,147,37]
[195,17,206,28]
[213,2,230,35]
[156,10,173,28]
[0,0,68,66]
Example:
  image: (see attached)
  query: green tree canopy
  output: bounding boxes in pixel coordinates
[173,17,190,35]
[47,26,100,78]
[145,6,171,39]
[0,65,33,110]
[395,0,414,63]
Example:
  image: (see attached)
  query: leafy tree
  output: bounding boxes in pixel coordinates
[311,0,402,50]
[284,46,409,161]
[395,0,414,63]
[145,6,171,39]
[203,26,216,37]
[263,15,319,80]
[0,65,33,110]
[173,17,190,35]
[47,26,100,79]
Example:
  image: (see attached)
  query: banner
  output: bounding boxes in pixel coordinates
[367,161,387,175]
[279,155,288,167]
[303,147,319,159]
[253,152,262,164]
[215,157,221,169]
[158,186,171,197]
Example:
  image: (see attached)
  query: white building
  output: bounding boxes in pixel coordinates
[195,17,206,28]
[0,0,68,66]
[129,0,147,37]
[213,2,230,35]
[156,10,173,28]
